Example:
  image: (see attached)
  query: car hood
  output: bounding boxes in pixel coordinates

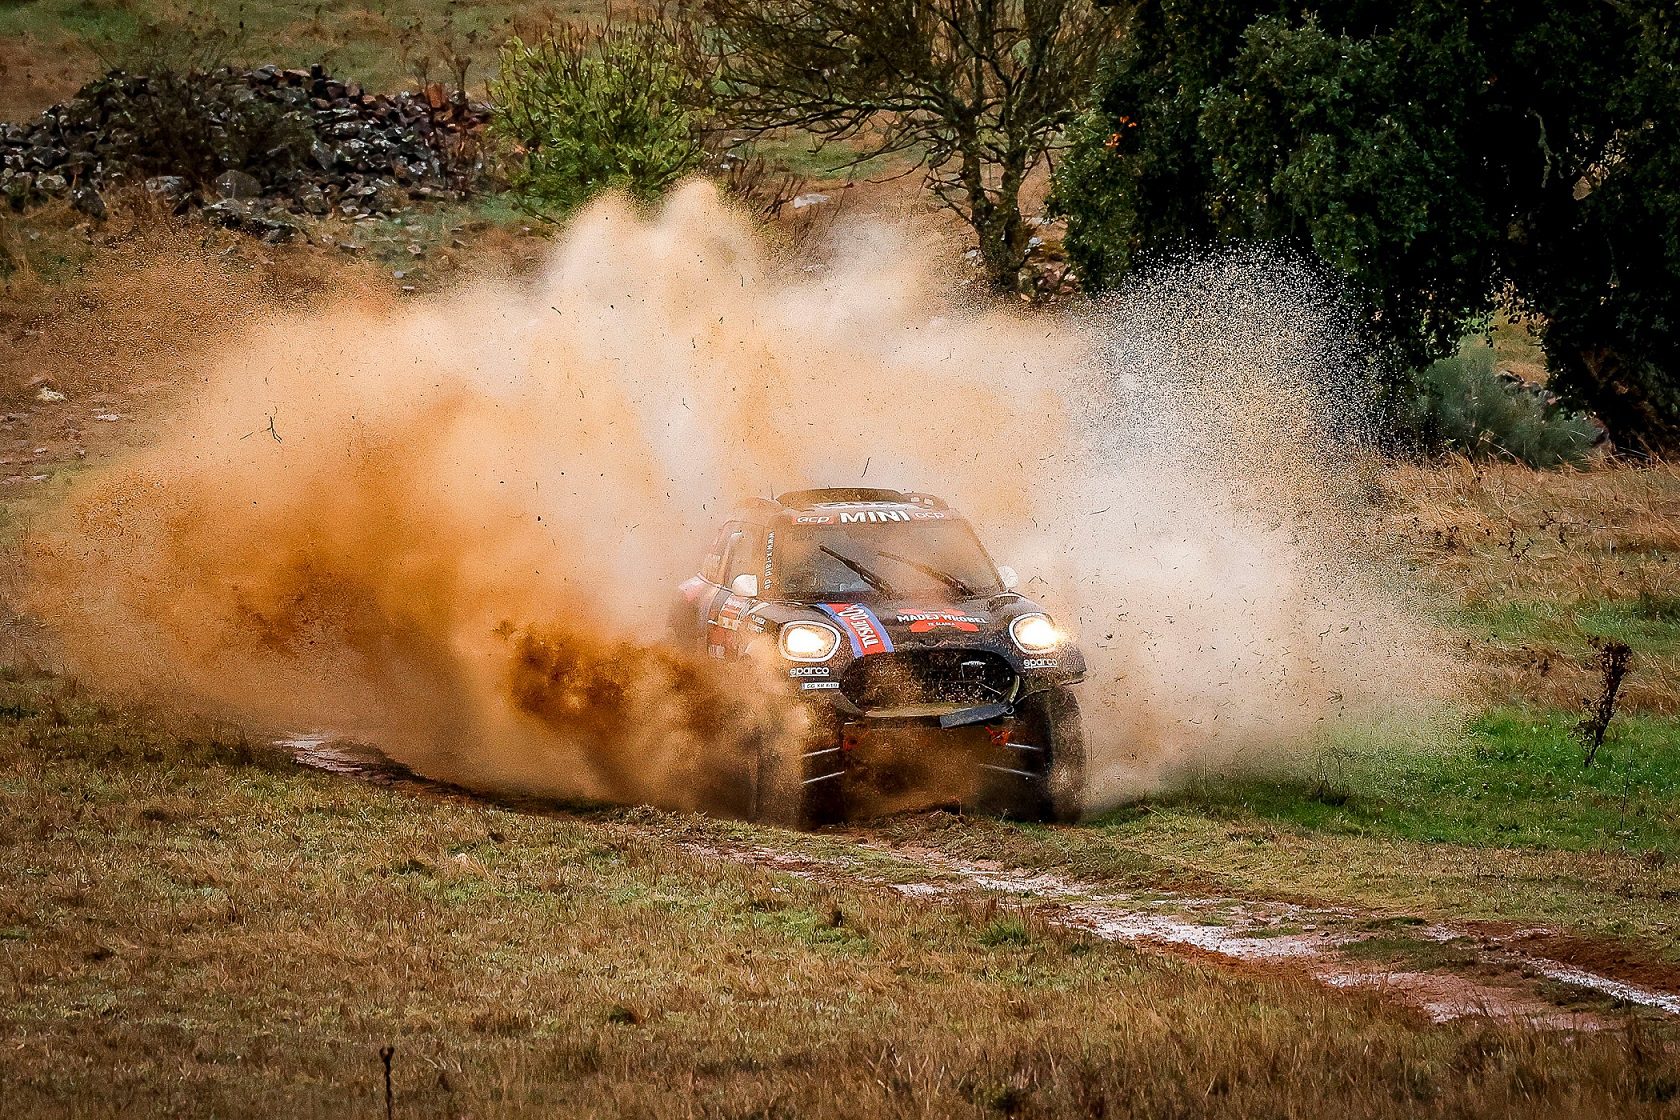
[811,599,1017,656]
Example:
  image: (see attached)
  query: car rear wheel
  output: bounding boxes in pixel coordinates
[1015,687,1086,823]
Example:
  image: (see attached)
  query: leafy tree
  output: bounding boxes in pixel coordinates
[490,14,713,215]
[1053,1,1680,450]
[704,0,1128,290]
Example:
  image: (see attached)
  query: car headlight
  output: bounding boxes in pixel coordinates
[1009,613,1060,653]
[779,621,841,662]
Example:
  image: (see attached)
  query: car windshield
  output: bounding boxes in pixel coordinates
[774,517,1002,602]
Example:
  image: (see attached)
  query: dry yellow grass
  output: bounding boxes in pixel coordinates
[1378,457,1680,713]
[3,672,1678,1118]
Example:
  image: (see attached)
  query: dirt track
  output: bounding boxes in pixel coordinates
[283,734,1680,1030]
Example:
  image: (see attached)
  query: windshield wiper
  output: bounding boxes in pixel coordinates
[818,545,897,598]
[876,550,974,599]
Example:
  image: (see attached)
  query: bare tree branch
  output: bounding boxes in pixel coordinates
[705,0,1129,289]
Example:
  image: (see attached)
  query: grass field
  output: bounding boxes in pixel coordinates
[4,670,1680,1118]
[0,0,618,118]
[2,27,1680,1103]
[3,407,1678,1114]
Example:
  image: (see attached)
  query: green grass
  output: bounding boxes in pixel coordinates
[1118,709,1680,856]
[11,669,1678,1117]
[731,134,920,183]
[0,0,612,97]
[1456,596,1680,658]
[1341,933,1481,972]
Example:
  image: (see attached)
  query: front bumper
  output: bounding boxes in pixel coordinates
[786,643,1084,724]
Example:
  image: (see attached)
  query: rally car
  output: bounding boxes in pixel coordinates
[673,488,1086,826]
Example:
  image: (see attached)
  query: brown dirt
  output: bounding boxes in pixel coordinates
[282,733,1680,1030]
[1491,928,1680,996]
[0,33,91,121]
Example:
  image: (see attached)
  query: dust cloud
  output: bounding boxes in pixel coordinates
[25,181,1449,814]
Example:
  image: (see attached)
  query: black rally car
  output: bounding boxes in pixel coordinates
[673,488,1086,825]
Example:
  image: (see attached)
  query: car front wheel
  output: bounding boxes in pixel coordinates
[1015,687,1087,823]
[752,709,846,829]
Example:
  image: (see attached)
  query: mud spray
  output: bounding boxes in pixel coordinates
[26,182,1449,815]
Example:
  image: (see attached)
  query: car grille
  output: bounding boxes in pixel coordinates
[840,651,1016,713]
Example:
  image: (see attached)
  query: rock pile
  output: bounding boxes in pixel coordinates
[1,64,491,238]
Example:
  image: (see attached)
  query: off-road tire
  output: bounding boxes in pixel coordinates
[1016,687,1086,823]
[752,712,845,829]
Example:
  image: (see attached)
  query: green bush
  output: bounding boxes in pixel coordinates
[489,16,711,215]
[1408,344,1600,467]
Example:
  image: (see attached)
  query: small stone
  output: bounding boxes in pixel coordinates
[35,387,65,403]
[295,183,329,214]
[791,192,830,209]
[143,175,191,203]
[71,185,107,221]
[203,198,256,228]
[213,169,263,200]
[93,412,122,422]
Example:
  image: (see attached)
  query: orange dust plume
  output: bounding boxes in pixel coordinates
[25,182,1453,812]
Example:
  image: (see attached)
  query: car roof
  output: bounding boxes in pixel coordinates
[730,488,957,525]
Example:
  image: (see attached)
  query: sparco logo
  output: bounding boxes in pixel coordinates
[789,666,830,677]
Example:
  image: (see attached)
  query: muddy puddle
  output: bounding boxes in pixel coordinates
[283,734,1680,1029]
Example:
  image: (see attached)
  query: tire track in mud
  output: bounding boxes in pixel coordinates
[282,735,1680,1029]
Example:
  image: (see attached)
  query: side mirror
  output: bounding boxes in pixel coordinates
[996,565,1019,591]
[730,573,759,598]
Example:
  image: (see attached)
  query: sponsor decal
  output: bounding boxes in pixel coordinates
[1022,657,1059,670]
[817,602,894,656]
[896,610,986,633]
[713,594,749,632]
[839,509,911,523]
[763,531,775,592]
[793,509,953,525]
[789,666,830,678]
[800,681,841,690]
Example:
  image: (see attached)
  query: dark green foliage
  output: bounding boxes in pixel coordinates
[1054,1,1680,451]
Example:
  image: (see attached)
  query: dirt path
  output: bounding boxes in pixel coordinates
[282,734,1680,1030]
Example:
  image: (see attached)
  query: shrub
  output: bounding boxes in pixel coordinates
[80,11,312,192]
[1407,344,1601,467]
[489,15,712,215]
